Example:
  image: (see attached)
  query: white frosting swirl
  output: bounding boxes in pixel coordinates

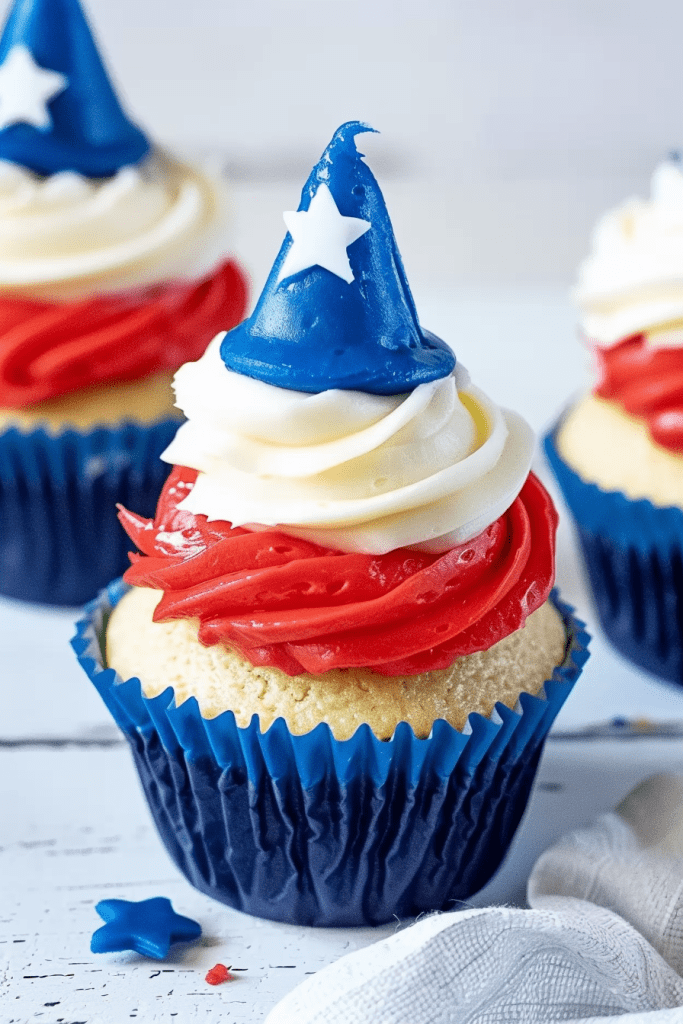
[161,334,534,554]
[0,149,229,302]
[576,159,683,346]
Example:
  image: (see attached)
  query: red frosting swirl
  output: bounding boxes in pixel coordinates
[119,466,558,677]
[0,259,248,407]
[595,335,683,453]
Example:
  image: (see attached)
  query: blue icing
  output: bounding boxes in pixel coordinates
[0,0,149,176]
[221,121,455,395]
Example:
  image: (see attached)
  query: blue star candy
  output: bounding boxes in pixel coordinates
[90,897,201,960]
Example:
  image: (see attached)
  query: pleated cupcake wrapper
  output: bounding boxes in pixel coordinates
[73,578,589,927]
[545,418,683,685]
[0,420,178,606]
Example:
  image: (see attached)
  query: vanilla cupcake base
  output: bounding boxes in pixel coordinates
[107,585,567,740]
[76,579,587,926]
[557,393,683,508]
[546,413,683,685]
[0,370,180,434]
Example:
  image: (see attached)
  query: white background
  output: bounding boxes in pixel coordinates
[48,0,683,181]
[3,0,683,287]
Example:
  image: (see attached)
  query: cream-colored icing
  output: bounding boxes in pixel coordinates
[576,159,683,346]
[0,149,229,301]
[162,334,534,554]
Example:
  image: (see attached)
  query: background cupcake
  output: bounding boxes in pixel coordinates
[0,0,248,605]
[546,156,683,685]
[75,122,588,927]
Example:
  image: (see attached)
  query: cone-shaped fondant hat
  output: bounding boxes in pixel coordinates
[221,121,455,394]
[0,0,149,176]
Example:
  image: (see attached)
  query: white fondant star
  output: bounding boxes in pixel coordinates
[0,45,67,131]
[277,182,371,285]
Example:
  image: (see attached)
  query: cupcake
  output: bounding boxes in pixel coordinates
[74,122,588,927]
[0,0,248,605]
[546,156,683,685]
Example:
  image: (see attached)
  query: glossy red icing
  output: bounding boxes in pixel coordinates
[119,468,558,677]
[0,259,248,407]
[595,334,683,453]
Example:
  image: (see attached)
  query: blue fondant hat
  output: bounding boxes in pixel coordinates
[221,121,455,395]
[0,0,149,176]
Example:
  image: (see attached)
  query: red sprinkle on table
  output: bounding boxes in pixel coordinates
[205,963,234,985]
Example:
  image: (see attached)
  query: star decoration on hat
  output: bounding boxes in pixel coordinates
[277,182,371,285]
[0,44,67,131]
[90,897,202,960]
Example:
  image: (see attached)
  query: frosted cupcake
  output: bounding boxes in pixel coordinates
[546,156,683,685]
[0,0,247,604]
[75,122,588,926]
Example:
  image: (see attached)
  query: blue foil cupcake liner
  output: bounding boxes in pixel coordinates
[545,417,683,686]
[72,579,589,927]
[0,419,178,606]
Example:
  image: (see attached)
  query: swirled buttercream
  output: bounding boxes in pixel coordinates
[116,123,556,677]
[0,260,247,407]
[119,465,557,676]
[595,333,683,453]
[0,149,230,302]
[160,334,535,554]
[576,159,683,345]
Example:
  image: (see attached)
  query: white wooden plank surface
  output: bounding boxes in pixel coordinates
[4,738,683,1022]
[3,282,683,1022]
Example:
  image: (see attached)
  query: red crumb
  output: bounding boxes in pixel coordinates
[205,963,235,985]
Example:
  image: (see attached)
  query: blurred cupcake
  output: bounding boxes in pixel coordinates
[546,156,683,684]
[0,0,247,605]
[74,122,588,927]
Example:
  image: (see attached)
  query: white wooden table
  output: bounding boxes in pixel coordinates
[3,284,683,1023]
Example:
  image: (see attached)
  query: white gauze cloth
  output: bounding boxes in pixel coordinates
[265,774,683,1024]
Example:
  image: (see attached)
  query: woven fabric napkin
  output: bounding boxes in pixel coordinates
[266,774,683,1024]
